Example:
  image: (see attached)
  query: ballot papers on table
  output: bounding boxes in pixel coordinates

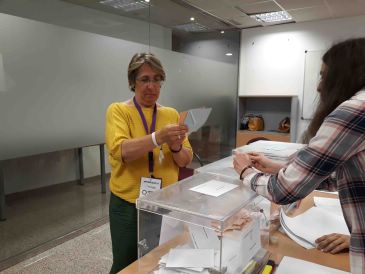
[276,256,350,274]
[179,107,212,134]
[234,140,305,163]
[279,206,350,249]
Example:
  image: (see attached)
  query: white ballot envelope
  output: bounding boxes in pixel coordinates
[180,107,212,134]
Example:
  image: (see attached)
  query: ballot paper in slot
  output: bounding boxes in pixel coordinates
[234,140,306,162]
[279,206,350,249]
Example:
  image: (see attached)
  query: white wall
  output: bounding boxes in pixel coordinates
[239,15,365,139]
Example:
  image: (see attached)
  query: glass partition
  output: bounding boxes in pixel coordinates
[0,0,239,269]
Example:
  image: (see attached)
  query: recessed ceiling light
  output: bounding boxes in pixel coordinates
[190,17,195,21]
[145,0,149,2]
[225,53,233,56]
[250,10,292,24]
[220,30,225,34]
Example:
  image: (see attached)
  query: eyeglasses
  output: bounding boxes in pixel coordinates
[136,77,163,86]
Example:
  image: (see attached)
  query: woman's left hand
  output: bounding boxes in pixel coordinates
[233,153,252,175]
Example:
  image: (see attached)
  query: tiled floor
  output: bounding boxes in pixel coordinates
[0,177,110,272]
[2,223,112,274]
[0,152,230,273]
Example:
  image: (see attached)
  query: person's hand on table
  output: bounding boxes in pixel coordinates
[315,233,350,254]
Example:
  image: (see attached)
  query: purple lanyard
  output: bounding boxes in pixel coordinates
[133,97,157,174]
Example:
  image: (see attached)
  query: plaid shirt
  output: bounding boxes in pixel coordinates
[243,90,365,273]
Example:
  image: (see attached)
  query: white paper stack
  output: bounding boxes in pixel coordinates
[279,207,350,249]
[276,256,350,274]
[314,196,343,216]
[155,247,216,274]
[234,141,305,163]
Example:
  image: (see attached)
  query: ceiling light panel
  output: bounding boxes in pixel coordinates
[99,0,149,12]
[250,10,293,23]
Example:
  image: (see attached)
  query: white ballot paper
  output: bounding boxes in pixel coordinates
[165,249,215,268]
[180,107,212,134]
[190,180,238,197]
[280,206,349,249]
[276,256,350,274]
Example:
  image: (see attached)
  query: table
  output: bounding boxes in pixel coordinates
[118,191,349,274]
[268,191,349,272]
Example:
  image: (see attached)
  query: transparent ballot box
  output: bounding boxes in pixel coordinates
[136,172,269,274]
[194,156,238,179]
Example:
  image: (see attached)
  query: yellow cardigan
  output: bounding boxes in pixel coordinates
[105,102,192,203]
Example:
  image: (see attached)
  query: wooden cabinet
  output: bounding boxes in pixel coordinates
[236,131,290,147]
[236,96,298,147]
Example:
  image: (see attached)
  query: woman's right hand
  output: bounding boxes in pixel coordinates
[248,152,284,174]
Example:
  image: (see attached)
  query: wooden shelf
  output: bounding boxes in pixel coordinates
[236,96,298,146]
[236,131,290,147]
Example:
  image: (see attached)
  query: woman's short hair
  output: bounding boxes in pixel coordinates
[128,53,166,92]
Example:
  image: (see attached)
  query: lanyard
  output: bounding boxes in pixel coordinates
[133,97,157,174]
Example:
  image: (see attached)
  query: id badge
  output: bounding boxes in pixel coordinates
[139,176,162,197]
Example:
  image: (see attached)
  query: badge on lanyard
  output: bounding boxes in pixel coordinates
[139,176,162,197]
[133,97,164,197]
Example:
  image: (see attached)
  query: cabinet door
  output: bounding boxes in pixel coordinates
[236,131,290,147]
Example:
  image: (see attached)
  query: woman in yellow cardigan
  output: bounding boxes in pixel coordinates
[105,53,193,273]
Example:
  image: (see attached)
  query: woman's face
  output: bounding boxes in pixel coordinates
[134,63,162,108]
[317,63,328,93]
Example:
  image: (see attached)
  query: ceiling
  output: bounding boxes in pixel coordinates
[63,0,365,32]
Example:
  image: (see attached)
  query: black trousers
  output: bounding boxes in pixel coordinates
[109,193,163,274]
[109,193,137,274]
